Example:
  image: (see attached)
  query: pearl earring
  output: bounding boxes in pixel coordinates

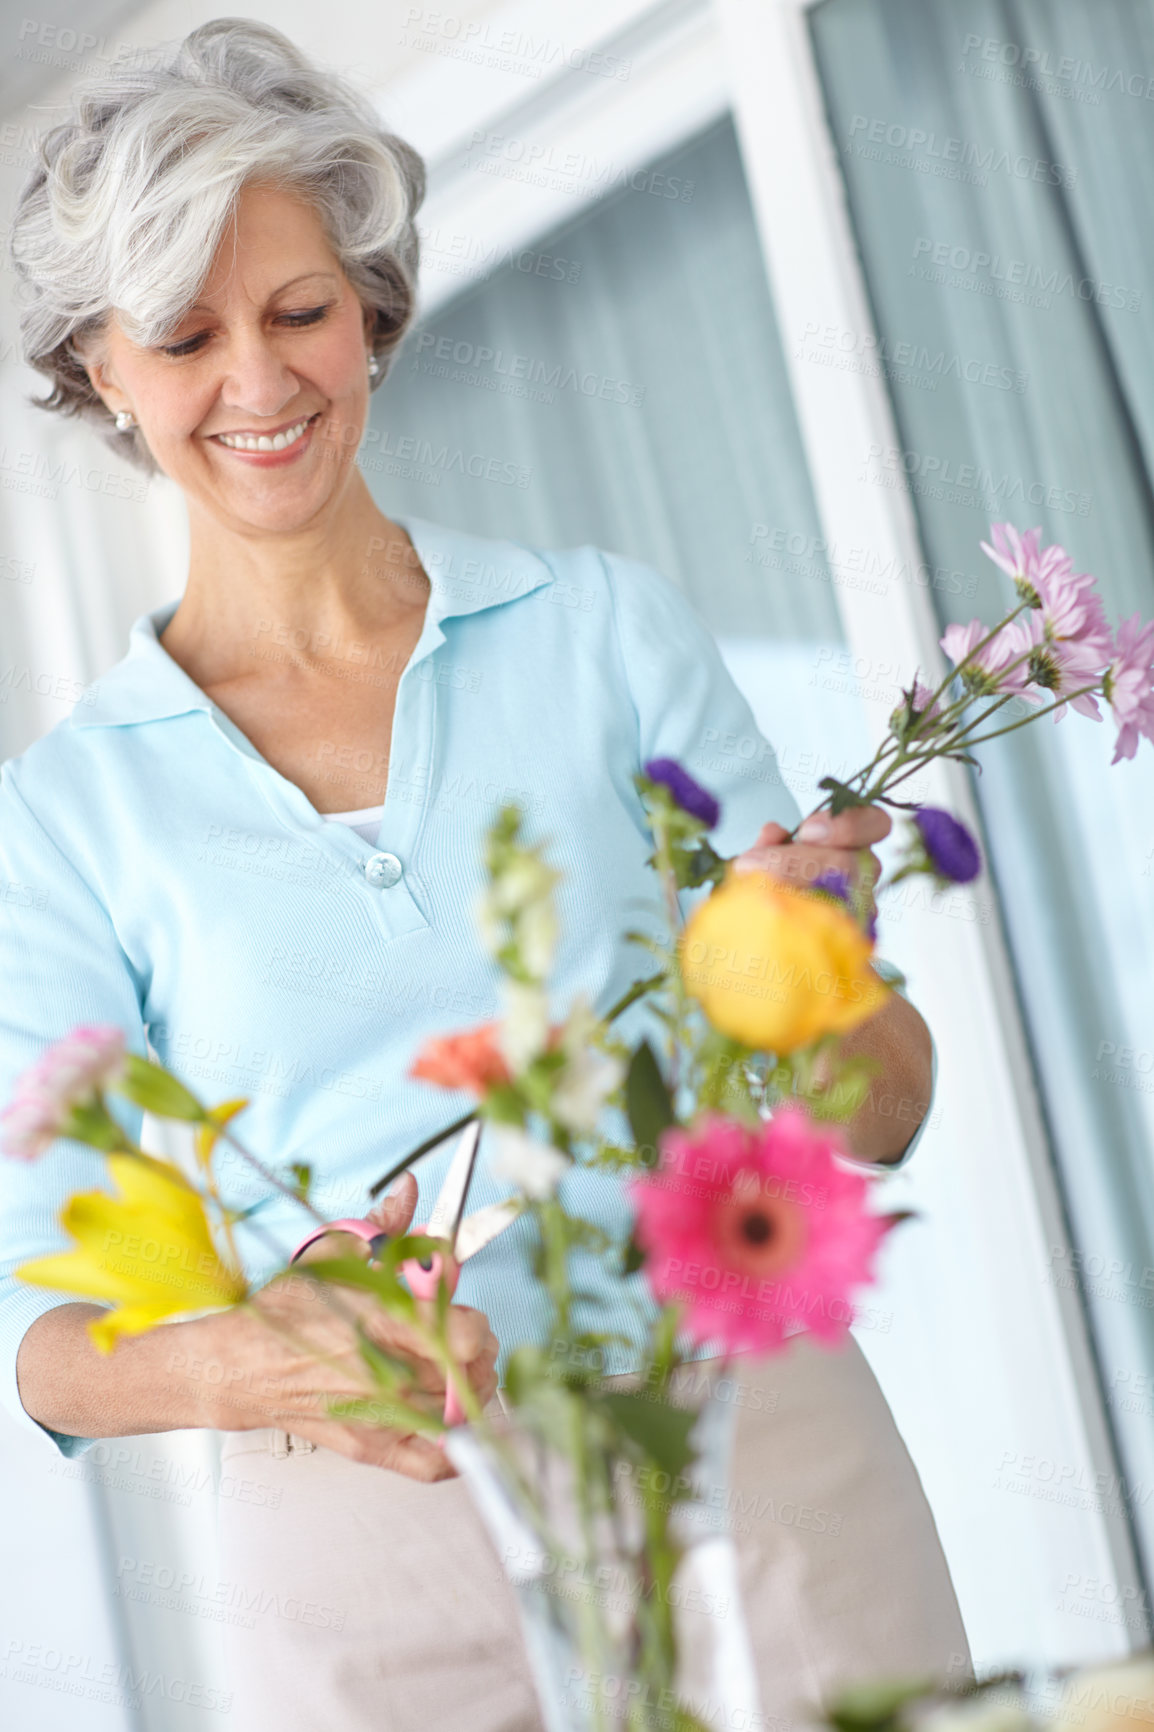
[367,355,381,379]
[114,409,136,432]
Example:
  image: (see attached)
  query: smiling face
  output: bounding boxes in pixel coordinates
[81,181,375,536]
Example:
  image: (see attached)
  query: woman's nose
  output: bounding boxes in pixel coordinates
[218,332,299,419]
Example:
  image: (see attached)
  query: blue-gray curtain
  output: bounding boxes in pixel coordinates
[368,117,841,645]
[810,0,1154,1584]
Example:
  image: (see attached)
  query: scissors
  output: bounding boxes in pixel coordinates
[399,1119,521,1427]
[289,1121,521,1430]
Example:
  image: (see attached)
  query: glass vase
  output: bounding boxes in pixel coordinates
[447,1384,762,1731]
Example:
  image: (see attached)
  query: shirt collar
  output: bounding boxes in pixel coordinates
[70,512,554,729]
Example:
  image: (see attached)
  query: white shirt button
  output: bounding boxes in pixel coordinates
[364,851,403,889]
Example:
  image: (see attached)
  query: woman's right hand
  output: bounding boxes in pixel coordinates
[187,1173,499,1481]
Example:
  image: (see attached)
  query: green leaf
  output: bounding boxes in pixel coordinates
[288,1162,312,1202]
[621,1235,646,1277]
[677,840,727,889]
[625,1041,675,1160]
[512,1379,585,1457]
[62,1098,135,1153]
[296,1253,416,1320]
[807,1068,873,1124]
[119,1055,207,1122]
[479,1085,527,1126]
[356,1333,416,1391]
[600,1390,697,1479]
[503,1343,551,1406]
[326,1393,439,1434]
[824,1676,937,1732]
[557,1213,612,1256]
[817,777,869,817]
[586,1142,649,1171]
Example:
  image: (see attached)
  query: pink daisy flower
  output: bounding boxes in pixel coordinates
[1002,611,1107,721]
[980,522,1111,654]
[980,522,1045,590]
[628,1107,890,1356]
[940,619,1032,696]
[1104,613,1154,763]
[0,1025,127,1161]
[909,678,943,722]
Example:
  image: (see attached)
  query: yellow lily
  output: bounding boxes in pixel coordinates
[681,871,889,1051]
[17,1152,248,1352]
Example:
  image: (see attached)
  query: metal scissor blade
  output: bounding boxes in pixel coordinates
[454,1197,525,1264]
[424,1119,482,1244]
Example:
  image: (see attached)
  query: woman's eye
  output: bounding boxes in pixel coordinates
[159,305,330,358]
[279,305,331,328]
[161,332,209,358]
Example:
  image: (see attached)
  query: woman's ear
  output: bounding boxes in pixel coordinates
[69,333,127,419]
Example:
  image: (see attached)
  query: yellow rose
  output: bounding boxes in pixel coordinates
[17,1152,248,1352]
[1051,1659,1154,1732]
[680,871,888,1051]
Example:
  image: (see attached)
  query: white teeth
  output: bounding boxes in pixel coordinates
[217,416,312,452]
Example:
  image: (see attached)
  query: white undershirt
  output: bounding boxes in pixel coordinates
[324,804,385,845]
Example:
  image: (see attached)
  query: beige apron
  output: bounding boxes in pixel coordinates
[215,1336,971,1730]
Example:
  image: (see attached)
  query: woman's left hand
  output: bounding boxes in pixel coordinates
[732,805,891,923]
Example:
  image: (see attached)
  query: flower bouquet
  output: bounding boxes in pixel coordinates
[819,1651,1154,1732]
[5,524,1152,1729]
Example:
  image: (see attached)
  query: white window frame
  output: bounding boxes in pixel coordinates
[381,0,1147,1666]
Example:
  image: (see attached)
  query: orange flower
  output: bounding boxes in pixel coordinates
[410,1024,512,1094]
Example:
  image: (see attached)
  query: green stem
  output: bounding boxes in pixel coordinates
[943,682,1102,749]
[786,602,1037,829]
[368,1111,476,1199]
[218,1125,329,1227]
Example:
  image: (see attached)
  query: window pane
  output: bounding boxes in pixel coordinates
[811,0,1154,1586]
[368,116,872,806]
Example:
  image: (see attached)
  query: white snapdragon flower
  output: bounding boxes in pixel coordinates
[517,896,558,979]
[475,852,559,977]
[498,980,551,1074]
[490,1124,569,1200]
[552,1047,625,1135]
[493,855,557,914]
[475,885,505,960]
[549,997,624,1134]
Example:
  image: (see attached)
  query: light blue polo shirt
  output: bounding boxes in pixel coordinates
[0,513,927,1455]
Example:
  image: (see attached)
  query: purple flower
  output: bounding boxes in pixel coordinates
[914,809,982,885]
[810,869,877,942]
[643,759,720,829]
[811,868,852,902]
[1104,613,1154,763]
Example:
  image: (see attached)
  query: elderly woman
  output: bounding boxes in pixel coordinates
[0,19,968,1731]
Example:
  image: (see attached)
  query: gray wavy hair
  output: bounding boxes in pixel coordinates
[7,17,426,472]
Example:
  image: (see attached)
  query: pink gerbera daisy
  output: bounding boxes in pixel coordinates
[628,1107,890,1356]
[1,1025,127,1160]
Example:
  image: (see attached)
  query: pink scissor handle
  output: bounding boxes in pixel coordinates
[401,1232,466,1432]
[290,1217,384,1263]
